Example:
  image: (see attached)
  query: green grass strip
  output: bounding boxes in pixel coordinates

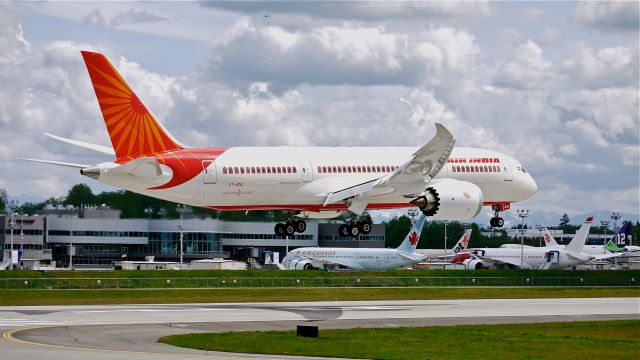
[0,287,637,306]
[160,320,640,360]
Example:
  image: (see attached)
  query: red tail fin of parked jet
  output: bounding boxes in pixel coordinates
[81,51,183,160]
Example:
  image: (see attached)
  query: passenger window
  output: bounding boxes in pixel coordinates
[240,167,245,174]
[292,167,297,173]
[222,167,227,174]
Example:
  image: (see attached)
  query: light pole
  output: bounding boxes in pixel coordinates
[443,220,448,258]
[407,208,418,225]
[610,212,621,268]
[611,212,621,234]
[535,225,544,247]
[8,200,17,270]
[517,209,529,268]
[176,205,190,269]
[600,220,610,244]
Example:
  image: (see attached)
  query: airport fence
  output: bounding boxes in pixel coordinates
[0,276,637,289]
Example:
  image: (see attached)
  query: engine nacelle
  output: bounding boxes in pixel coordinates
[412,179,483,221]
[290,259,314,270]
[463,258,486,270]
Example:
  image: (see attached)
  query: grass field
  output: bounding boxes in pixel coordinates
[160,320,640,360]
[1,269,638,279]
[0,287,637,306]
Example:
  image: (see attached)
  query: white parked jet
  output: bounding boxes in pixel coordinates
[284,215,428,270]
[542,223,639,255]
[452,217,634,270]
[24,51,537,237]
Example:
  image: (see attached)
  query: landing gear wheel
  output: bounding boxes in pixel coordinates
[349,225,360,238]
[294,219,307,233]
[284,222,295,236]
[490,217,504,228]
[274,223,285,236]
[339,224,350,237]
[358,221,372,235]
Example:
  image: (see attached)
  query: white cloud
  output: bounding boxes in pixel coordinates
[552,88,639,140]
[493,40,552,90]
[559,144,579,156]
[574,1,639,32]
[82,8,173,28]
[561,44,639,89]
[202,1,490,21]
[207,19,479,88]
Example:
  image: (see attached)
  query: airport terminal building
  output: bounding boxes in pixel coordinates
[1,205,384,269]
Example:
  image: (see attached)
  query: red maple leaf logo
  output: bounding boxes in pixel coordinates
[409,231,419,246]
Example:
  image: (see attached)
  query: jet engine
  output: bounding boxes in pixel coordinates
[463,258,486,270]
[289,259,314,270]
[410,179,483,220]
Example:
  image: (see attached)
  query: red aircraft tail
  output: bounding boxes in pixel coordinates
[81,51,183,160]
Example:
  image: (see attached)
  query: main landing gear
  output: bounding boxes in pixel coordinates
[338,216,372,238]
[490,203,507,228]
[274,213,307,237]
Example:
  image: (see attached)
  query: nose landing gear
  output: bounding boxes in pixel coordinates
[490,203,509,228]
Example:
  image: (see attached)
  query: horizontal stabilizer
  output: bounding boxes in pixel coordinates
[20,158,90,169]
[112,157,163,178]
[44,133,115,155]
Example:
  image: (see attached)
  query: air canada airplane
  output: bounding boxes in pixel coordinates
[284,214,428,270]
[452,217,636,270]
[24,51,537,237]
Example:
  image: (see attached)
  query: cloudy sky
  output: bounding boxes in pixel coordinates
[0,1,638,218]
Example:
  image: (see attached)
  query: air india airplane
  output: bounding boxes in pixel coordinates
[24,51,537,237]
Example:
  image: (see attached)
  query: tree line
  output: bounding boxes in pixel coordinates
[4,184,639,248]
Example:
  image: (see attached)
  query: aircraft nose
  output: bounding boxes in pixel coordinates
[523,174,537,197]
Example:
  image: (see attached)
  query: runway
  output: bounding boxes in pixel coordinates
[1,298,638,360]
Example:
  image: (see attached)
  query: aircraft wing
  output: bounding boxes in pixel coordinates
[323,123,455,210]
[20,158,90,169]
[44,133,115,155]
[591,250,640,261]
[296,253,354,269]
[472,253,526,269]
[398,252,425,262]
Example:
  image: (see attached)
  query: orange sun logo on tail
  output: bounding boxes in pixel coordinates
[81,51,183,160]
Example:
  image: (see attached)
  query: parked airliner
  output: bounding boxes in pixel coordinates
[452,218,635,269]
[24,51,537,237]
[542,223,639,255]
[283,215,428,270]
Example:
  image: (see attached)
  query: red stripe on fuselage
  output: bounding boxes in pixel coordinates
[206,203,415,212]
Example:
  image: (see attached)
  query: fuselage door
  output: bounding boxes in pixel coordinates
[301,161,312,182]
[503,161,513,181]
[545,250,560,264]
[202,160,217,184]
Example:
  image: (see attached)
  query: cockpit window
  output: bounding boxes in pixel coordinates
[521,167,527,173]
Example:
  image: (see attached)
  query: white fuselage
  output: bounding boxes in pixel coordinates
[473,248,590,270]
[99,146,537,215]
[285,247,422,270]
